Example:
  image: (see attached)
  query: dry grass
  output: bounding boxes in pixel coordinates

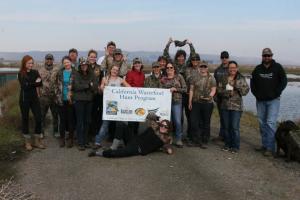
[0,177,36,200]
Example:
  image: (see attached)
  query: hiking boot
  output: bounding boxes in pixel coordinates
[263,150,273,157]
[24,138,33,151]
[175,140,183,148]
[33,135,46,149]
[255,146,266,152]
[212,136,224,142]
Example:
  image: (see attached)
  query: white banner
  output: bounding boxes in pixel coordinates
[103,86,172,122]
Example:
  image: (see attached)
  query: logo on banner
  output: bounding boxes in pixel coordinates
[135,108,146,116]
[106,101,118,115]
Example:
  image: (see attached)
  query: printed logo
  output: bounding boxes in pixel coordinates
[121,109,133,114]
[106,101,118,115]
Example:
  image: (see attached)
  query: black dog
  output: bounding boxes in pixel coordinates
[275,120,300,162]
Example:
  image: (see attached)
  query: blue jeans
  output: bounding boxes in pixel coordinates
[256,98,280,152]
[74,101,92,146]
[222,110,242,150]
[95,120,110,145]
[171,102,183,141]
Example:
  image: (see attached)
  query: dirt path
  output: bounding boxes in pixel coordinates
[16,115,300,200]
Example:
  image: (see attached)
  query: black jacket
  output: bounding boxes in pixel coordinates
[18,69,42,102]
[136,128,164,155]
[250,60,287,101]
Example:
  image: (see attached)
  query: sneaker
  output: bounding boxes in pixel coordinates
[175,140,183,148]
[221,146,230,152]
[92,144,102,150]
[230,148,239,154]
[263,150,273,157]
[88,150,96,157]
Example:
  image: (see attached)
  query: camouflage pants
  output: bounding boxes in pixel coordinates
[40,96,58,135]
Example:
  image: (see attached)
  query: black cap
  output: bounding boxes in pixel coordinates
[220,51,229,58]
[45,53,54,60]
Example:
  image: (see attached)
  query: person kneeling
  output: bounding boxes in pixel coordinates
[88,113,173,157]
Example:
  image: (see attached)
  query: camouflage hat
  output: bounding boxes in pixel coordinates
[133,57,142,64]
[113,48,122,55]
[174,40,187,47]
[79,57,88,65]
[191,53,201,61]
[152,62,160,68]
[262,48,273,56]
[45,53,54,60]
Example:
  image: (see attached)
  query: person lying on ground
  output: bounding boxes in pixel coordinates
[88,113,173,158]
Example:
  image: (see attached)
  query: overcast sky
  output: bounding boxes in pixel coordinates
[0,0,300,64]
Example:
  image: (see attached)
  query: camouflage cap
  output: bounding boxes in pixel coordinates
[133,57,142,64]
[191,53,201,61]
[174,40,187,47]
[79,57,88,65]
[152,62,160,68]
[262,48,273,56]
[45,53,54,60]
[113,48,122,55]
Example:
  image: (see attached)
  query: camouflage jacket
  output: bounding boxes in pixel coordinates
[160,74,187,103]
[163,42,196,76]
[38,65,57,98]
[190,73,216,103]
[185,66,199,87]
[101,57,128,77]
[100,55,114,71]
[53,67,75,106]
[144,73,162,88]
[217,72,249,111]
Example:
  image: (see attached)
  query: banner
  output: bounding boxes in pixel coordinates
[103,86,172,122]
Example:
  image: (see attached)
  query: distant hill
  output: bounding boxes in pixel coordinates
[0,51,299,66]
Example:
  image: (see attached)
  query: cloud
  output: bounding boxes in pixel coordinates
[0,12,161,24]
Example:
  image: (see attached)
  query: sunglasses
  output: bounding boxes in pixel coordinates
[166,67,174,70]
[221,57,229,59]
[199,65,208,68]
[152,66,160,68]
[263,54,272,57]
[160,124,169,129]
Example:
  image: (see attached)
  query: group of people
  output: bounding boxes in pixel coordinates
[17,38,287,158]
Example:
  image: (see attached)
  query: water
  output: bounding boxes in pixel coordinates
[243,80,300,121]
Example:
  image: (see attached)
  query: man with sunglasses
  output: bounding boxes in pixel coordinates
[250,48,287,157]
[213,51,230,142]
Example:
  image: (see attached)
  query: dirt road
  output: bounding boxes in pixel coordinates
[16,116,300,200]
